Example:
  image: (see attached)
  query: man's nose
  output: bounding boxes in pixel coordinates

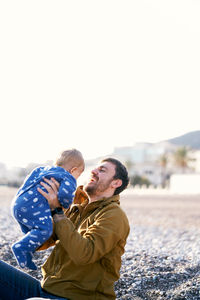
[91,168,98,175]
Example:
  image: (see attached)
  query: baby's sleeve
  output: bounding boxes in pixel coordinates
[58,177,77,209]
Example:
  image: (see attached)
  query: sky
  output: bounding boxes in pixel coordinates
[0,0,200,168]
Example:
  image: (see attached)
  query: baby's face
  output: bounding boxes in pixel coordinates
[72,163,85,179]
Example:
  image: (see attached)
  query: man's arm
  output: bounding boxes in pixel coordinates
[53,205,130,265]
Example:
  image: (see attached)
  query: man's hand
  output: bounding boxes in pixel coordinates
[37,177,61,210]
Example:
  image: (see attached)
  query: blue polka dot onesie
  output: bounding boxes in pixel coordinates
[11,165,76,270]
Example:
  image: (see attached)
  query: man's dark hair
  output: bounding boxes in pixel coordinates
[101,157,129,195]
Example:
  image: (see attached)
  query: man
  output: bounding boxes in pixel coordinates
[0,158,130,300]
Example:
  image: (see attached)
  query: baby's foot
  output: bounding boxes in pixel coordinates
[12,243,27,268]
[12,243,37,270]
[26,252,37,270]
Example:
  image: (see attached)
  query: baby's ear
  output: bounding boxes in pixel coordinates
[70,167,77,174]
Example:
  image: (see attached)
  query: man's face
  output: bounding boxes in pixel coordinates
[84,161,116,196]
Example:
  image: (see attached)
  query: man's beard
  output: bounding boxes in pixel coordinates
[84,184,97,196]
[84,178,113,196]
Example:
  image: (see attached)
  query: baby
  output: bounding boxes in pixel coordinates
[11,149,84,270]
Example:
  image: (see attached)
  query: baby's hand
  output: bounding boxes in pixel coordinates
[37,177,61,209]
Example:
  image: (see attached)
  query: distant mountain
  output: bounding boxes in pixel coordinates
[166,130,200,150]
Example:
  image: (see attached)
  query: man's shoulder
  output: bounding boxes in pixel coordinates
[97,200,129,222]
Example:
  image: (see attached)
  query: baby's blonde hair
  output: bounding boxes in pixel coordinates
[56,149,84,169]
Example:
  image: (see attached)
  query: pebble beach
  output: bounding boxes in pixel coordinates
[1,186,200,300]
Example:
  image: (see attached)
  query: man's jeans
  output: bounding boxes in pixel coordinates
[0,260,67,300]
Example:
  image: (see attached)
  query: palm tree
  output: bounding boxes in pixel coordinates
[173,146,190,173]
[159,153,168,187]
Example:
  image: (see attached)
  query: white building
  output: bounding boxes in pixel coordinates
[112,142,177,186]
[170,174,200,194]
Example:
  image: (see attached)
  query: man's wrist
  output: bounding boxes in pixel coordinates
[51,207,64,216]
[53,213,66,223]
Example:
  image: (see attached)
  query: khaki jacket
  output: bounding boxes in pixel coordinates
[40,186,130,300]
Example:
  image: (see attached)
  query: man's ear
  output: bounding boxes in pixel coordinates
[111,179,122,189]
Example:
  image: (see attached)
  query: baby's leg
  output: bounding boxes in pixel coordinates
[12,208,53,270]
[12,219,53,270]
[18,221,29,234]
